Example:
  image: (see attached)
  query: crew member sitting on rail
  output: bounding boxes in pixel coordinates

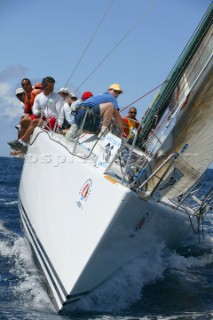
[63,91,93,136]
[122,107,141,142]
[65,83,124,140]
[8,76,64,153]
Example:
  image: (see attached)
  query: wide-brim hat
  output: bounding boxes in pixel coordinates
[57,87,70,95]
[69,92,78,99]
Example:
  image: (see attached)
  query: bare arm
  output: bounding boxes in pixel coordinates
[113,109,124,134]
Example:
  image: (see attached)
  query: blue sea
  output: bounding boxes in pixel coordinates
[0,156,213,320]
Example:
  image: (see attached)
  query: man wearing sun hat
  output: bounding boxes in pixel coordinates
[62,91,80,130]
[66,83,124,140]
[15,88,26,108]
[63,91,93,135]
[57,87,70,95]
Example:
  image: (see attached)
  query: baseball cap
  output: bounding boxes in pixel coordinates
[81,91,93,101]
[16,88,25,96]
[108,83,123,93]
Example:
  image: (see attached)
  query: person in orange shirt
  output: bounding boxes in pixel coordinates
[8,79,41,153]
[21,78,40,115]
[122,107,141,141]
[17,79,41,137]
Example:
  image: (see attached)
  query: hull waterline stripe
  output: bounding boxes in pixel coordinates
[19,199,68,305]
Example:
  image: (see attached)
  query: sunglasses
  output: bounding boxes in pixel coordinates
[113,89,122,94]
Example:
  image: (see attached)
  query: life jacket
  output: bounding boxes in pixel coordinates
[24,89,39,115]
[122,117,141,138]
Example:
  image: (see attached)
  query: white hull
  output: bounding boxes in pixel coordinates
[17,9,213,311]
[19,128,194,311]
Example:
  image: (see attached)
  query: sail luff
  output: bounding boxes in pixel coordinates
[141,3,213,141]
[146,59,213,200]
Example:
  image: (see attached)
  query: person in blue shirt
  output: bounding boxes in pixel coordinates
[66,83,124,139]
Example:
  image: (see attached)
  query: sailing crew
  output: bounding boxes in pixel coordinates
[14,88,26,136]
[64,91,93,137]
[18,79,41,138]
[81,91,93,102]
[64,92,80,128]
[122,107,141,142]
[21,78,40,115]
[8,76,64,153]
[8,79,41,151]
[15,87,26,112]
[33,82,43,93]
[57,88,72,130]
[65,83,124,140]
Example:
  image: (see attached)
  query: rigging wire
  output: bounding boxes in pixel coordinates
[64,0,115,88]
[119,80,167,113]
[74,0,160,92]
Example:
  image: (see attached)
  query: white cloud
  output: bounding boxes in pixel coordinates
[0,65,27,82]
[0,82,23,118]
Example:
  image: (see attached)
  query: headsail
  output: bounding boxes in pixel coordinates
[139,4,213,199]
[149,65,213,199]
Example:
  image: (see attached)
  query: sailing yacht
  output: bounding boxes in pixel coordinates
[18,5,213,312]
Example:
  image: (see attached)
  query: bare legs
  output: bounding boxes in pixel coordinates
[99,103,123,133]
[18,115,31,139]
[21,119,43,143]
[99,103,114,127]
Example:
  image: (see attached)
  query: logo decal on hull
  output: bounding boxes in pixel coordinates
[129,212,149,238]
[76,179,92,209]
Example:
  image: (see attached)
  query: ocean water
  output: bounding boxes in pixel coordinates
[0,156,213,320]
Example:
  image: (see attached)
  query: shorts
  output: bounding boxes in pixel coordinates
[75,105,101,132]
[30,115,57,130]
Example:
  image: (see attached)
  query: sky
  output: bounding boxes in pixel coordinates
[0,0,212,156]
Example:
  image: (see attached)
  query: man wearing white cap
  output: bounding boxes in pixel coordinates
[57,87,70,97]
[13,88,26,134]
[62,92,78,129]
[15,88,26,111]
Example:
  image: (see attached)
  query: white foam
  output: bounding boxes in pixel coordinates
[0,223,53,312]
[10,237,54,311]
[68,242,167,312]
[66,240,213,313]
[1,219,212,314]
